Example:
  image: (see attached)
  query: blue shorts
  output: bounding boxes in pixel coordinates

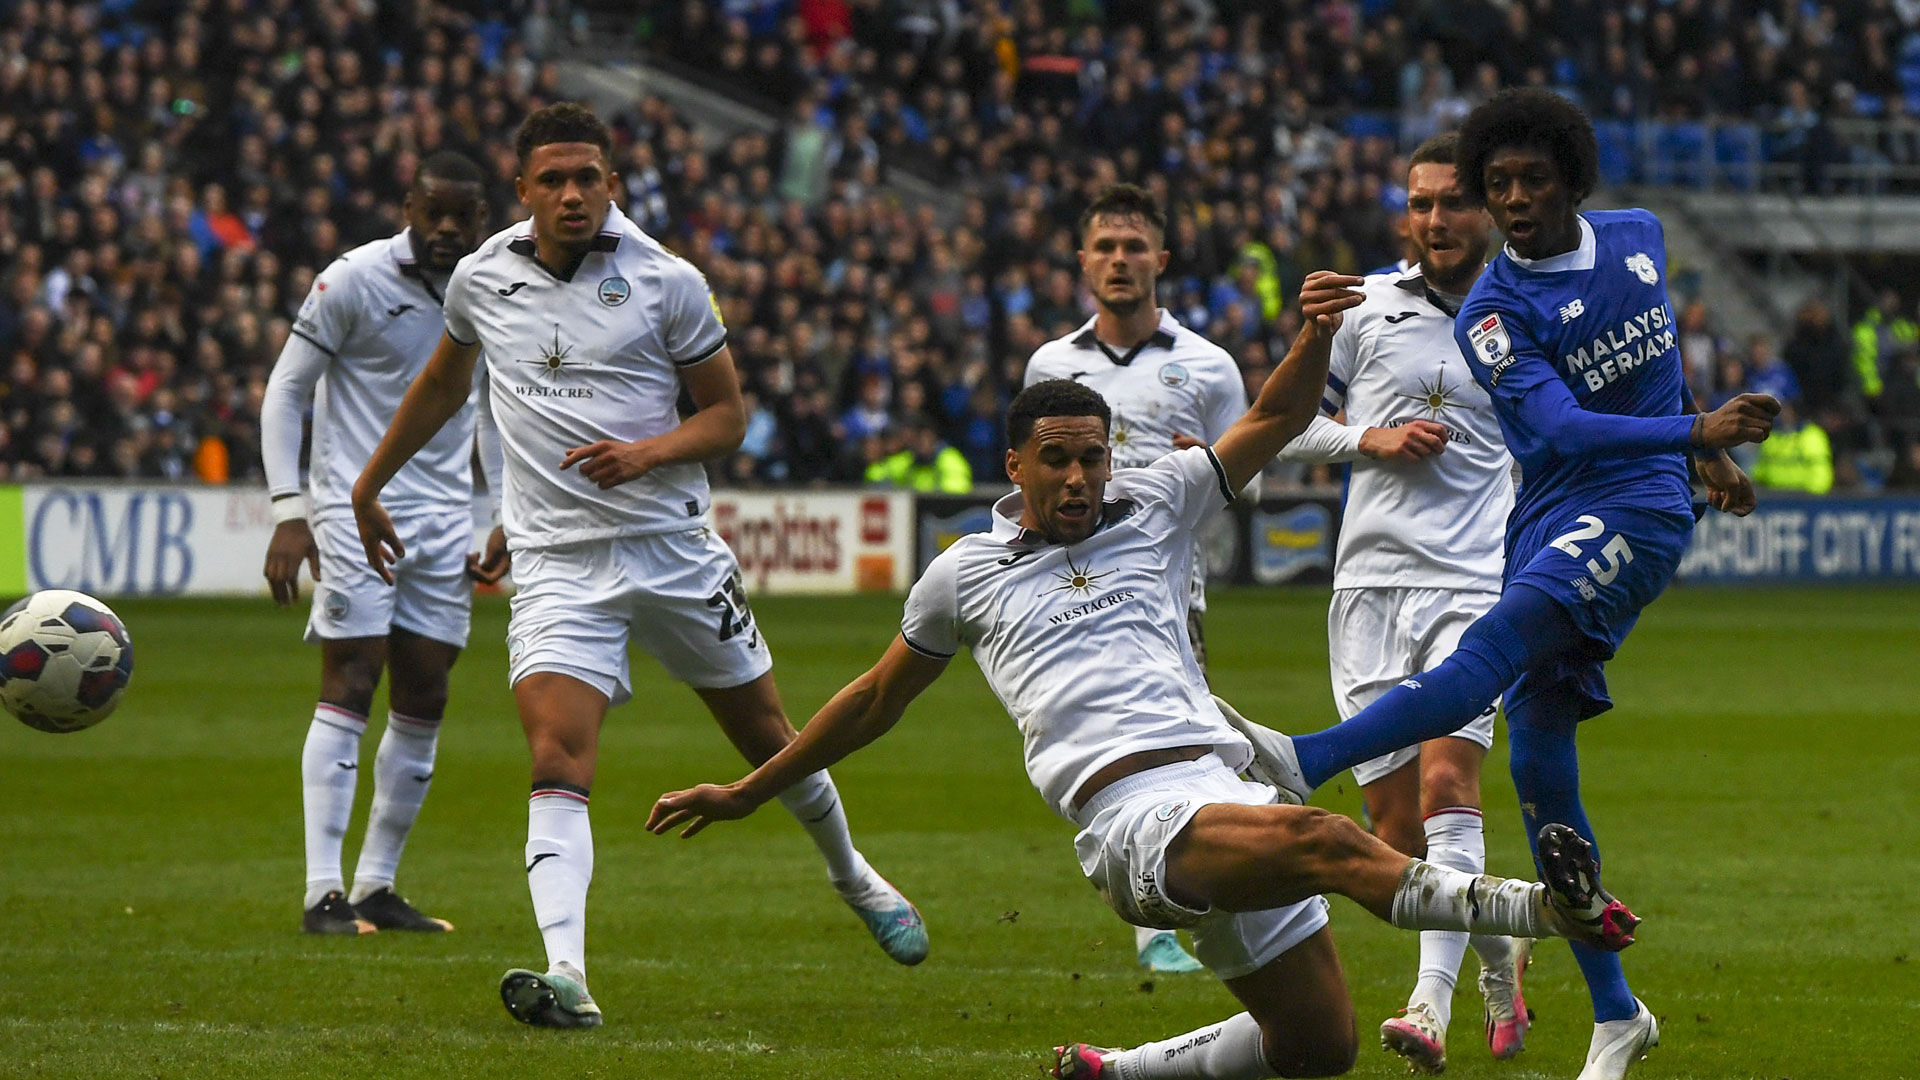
[1502,500,1694,720]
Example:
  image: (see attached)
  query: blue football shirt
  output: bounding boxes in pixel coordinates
[1453,209,1696,538]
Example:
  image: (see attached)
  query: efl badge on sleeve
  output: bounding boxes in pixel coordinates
[1467,313,1511,366]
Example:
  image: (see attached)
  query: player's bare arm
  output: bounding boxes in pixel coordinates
[558,346,748,490]
[350,332,483,583]
[1212,271,1367,492]
[648,637,949,837]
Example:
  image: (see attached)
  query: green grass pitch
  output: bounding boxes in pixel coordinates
[2,586,1916,1079]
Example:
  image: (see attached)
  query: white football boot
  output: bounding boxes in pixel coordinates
[1575,998,1658,1080]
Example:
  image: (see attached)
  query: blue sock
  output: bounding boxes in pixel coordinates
[1509,684,1638,1024]
[1293,585,1579,789]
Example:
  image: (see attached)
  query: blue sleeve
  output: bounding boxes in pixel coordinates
[1512,375,1695,459]
[1460,307,1694,461]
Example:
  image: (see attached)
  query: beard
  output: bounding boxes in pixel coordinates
[1419,249,1483,295]
[1099,290,1146,316]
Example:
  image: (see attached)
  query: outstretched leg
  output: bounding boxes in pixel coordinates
[696,673,929,965]
[1287,586,1583,793]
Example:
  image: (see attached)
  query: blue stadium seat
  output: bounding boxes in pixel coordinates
[1663,123,1711,187]
[1343,112,1397,141]
[1714,124,1761,190]
[1593,120,1637,185]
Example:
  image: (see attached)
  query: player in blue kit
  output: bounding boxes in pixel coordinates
[1220,90,1780,1080]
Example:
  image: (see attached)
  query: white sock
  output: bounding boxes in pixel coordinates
[1408,807,1487,1031]
[302,703,366,908]
[1423,807,1520,976]
[1111,1012,1271,1080]
[1136,925,1165,953]
[775,771,869,892]
[349,711,441,903]
[1390,860,1548,939]
[526,786,593,977]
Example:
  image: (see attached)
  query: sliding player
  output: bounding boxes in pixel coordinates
[650,273,1637,1080]
[1023,183,1249,974]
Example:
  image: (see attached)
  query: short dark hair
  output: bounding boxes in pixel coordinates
[415,150,485,189]
[1007,379,1111,448]
[1079,184,1166,243]
[514,103,612,169]
[1455,88,1600,205]
[1409,132,1458,169]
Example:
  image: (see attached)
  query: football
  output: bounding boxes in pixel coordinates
[0,590,135,733]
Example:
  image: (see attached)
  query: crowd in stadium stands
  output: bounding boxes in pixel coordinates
[0,0,567,484]
[637,0,1920,491]
[3,0,1920,496]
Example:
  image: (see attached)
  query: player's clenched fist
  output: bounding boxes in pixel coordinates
[1360,419,1450,462]
[1296,271,1367,337]
[1692,392,1780,450]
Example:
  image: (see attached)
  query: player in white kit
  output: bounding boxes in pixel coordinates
[1023,184,1249,974]
[262,152,505,935]
[349,104,926,1028]
[1275,133,1527,1072]
[649,276,1636,1080]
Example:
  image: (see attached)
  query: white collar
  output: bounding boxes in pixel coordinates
[1503,215,1596,273]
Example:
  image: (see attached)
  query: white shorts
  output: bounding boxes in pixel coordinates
[506,527,772,704]
[1331,587,1500,788]
[1073,754,1330,980]
[305,512,473,648]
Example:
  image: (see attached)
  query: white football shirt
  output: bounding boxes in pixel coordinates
[901,447,1256,820]
[1280,268,1514,591]
[1023,309,1248,472]
[1023,309,1249,610]
[266,230,478,520]
[443,205,728,550]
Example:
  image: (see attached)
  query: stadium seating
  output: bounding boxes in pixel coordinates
[0,1,1912,490]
